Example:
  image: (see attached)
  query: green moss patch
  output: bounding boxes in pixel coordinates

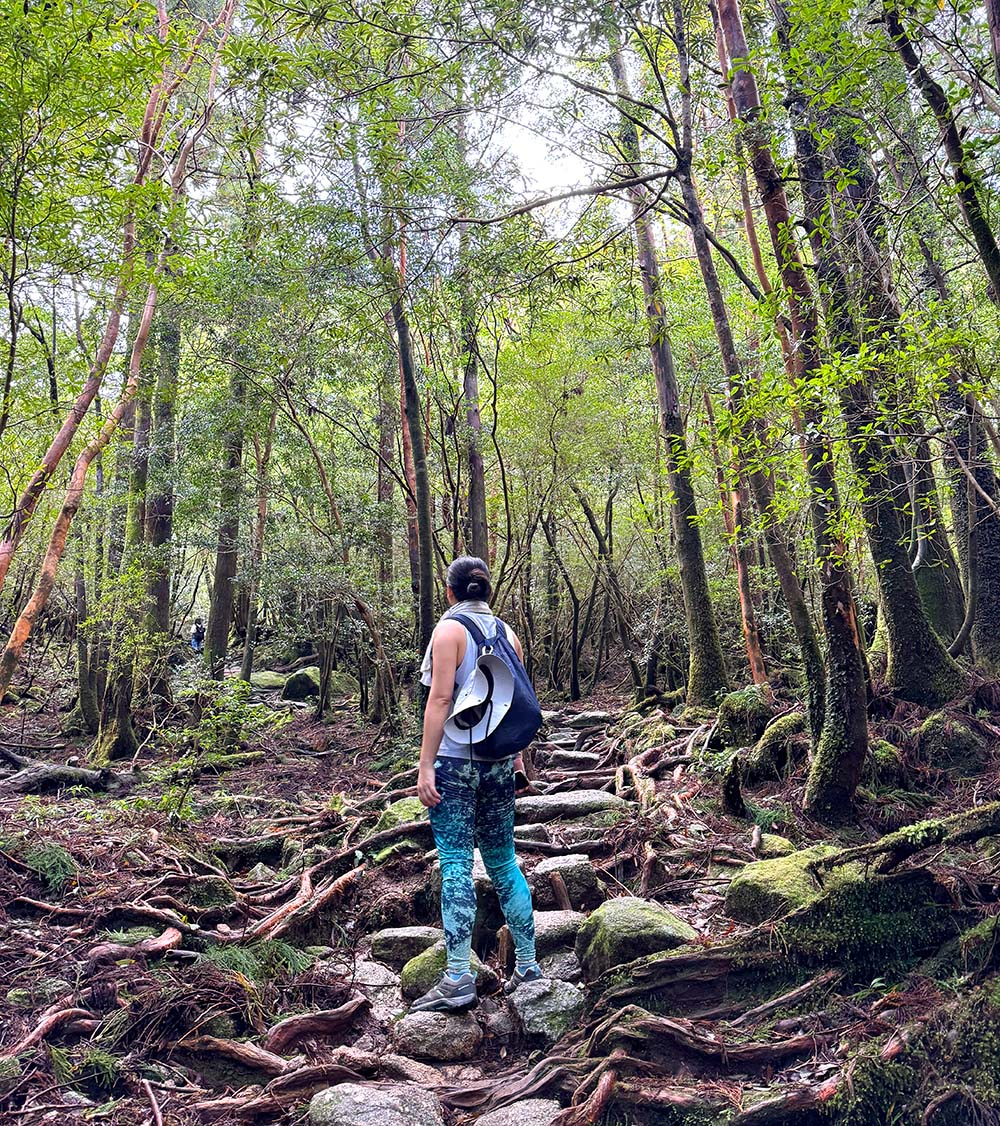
[373,797,427,832]
[724,845,842,924]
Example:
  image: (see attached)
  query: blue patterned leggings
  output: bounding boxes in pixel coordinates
[429,756,536,975]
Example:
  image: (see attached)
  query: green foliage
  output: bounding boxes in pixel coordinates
[22,841,78,894]
[200,939,313,982]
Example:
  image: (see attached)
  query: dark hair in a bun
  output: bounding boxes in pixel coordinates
[447,555,492,603]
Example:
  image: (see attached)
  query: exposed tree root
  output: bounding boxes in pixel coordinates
[190,1063,365,1120]
[85,925,183,966]
[263,995,369,1053]
[179,1035,303,1076]
[1,1000,95,1059]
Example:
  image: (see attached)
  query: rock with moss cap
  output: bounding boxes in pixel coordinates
[863,740,907,788]
[742,712,806,783]
[249,670,286,690]
[574,897,697,980]
[757,833,796,858]
[716,686,774,749]
[915,712,989,775]
[400,940,498,999]
[724,844,842,924]
[374,796,427,833]
[508,978,585,1044]
[281,666,322,700]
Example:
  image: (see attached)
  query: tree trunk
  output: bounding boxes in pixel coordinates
[72,522,99,734]
[459,227,489,561]
[717,0,868,819]
[883,0,1000,297]
[391,294,435,655]
[205,367,244,678]
[239,406,276,682]
[607,38,728,706]
[145,299,179,634]
[769,4,961,706]
[910,439,965,641]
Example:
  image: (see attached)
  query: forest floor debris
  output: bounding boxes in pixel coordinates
[3,673,1000,1124]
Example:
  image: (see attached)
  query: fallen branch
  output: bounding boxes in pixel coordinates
[813,801,1000,876]
[0,760,136,795]
[141,1078,164,1126]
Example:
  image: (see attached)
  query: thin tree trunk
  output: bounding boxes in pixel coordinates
[239,406,276,682]
[769,0,961,706]
[717,0,868,819]
[607,36,729,705]
[884,0,1000,296]
[205,367,244,678]
[145,298,179,635]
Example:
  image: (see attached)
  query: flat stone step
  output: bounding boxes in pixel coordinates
[515,790,627,825]
[534,748,601,771]
[563,711,614,729]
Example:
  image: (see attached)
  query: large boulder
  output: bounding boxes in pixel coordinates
[716,686,774,748]
[723,844,841,924]
[531,854,604,911]
[515,790,626,825]
[374,797,427,833]
[249,670,286,690]
[915,712,990,775]
[308,1082,444,1126]
[509,978,585,1043]
[371,926,443,969]
[575,897,697,980]
[474,1099,562,1126]
[392,1011,483,1061]
[281,666,322,700]
[399,941,498,999]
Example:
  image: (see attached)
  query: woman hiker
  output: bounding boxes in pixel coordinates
[411,555,543,1012]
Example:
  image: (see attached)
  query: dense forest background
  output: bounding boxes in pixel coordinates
[3,0,1000,1121]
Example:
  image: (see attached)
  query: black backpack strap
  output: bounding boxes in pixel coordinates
[452,613,488,648]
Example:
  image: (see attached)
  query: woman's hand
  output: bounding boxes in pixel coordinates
[417,763,441,808]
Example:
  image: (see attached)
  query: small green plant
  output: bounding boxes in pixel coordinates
[23,842,77,893]
[201,939,313,982]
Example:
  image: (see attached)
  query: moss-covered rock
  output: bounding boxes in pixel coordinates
[508,978,585,1044]
[742,712,806,784]
[281,666,322,700]
[778,867,949,978]
[716,686,774,749]
[959,917,1000,976]
[327,669,360,698]
[372,839,423,865]
[399,940,498,998]
[724,844,841,924]
[249,670,286,690]
[915,711,990,775]
[631,717,678,755]
[575,897,697,980]
[186,876,236,907]
[757,833,795,858]
[374,797,427,832]
[862,739,907,788]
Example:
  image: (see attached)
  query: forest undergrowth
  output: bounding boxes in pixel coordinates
[3,658,1000,1126]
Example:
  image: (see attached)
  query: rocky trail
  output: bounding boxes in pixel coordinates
[3,685,1000,1125]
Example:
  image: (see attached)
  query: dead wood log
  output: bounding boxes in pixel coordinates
[86,925,183,966]
[548,870,574,912]
[812,801,1000,876]
[179,1035,303,1076]
[190,1063,365,1120]
[0,760,136,795]
[264,996,369,1054]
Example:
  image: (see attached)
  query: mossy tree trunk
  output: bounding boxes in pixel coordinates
[771,3,961,707]
[717,0,868,818]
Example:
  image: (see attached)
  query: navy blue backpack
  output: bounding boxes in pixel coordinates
[450,613,542,760]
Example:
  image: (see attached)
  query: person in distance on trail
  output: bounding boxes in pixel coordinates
[190,617,205,654]
[411,555,544,1012]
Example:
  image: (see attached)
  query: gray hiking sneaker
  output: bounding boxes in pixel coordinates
[504,964,544,995]
[410,972,478,1013]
